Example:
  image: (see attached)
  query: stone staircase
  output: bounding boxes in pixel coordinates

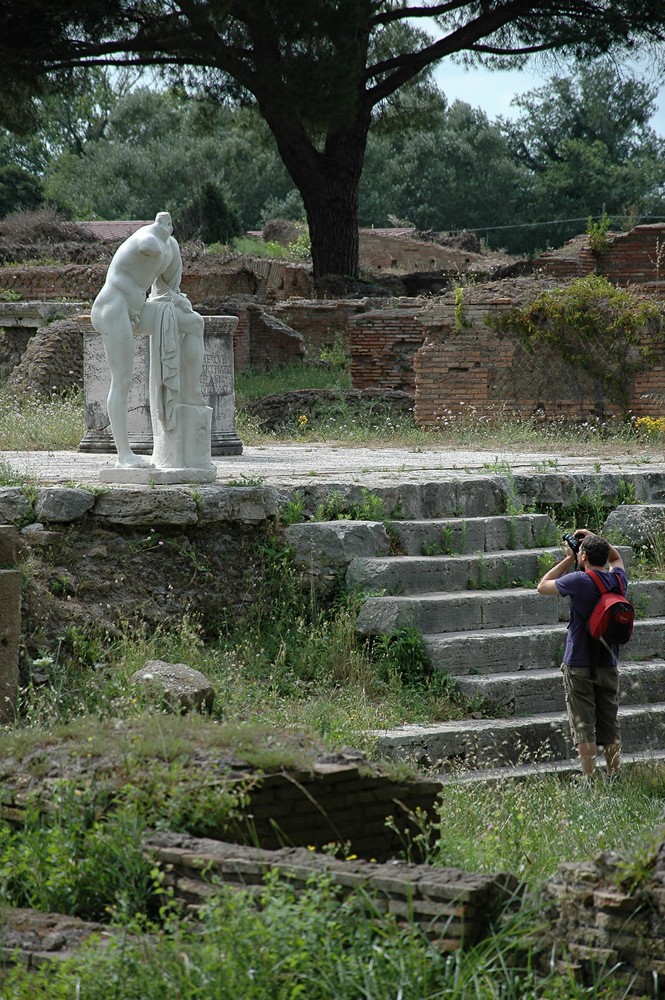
[349,513,665,780]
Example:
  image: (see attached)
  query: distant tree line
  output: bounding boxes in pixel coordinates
[1,62,663,257]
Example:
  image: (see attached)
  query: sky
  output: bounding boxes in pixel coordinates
[430,56,665,135]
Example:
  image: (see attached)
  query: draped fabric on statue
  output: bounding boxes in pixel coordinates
[150,294,180,432]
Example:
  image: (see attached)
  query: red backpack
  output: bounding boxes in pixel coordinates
[586,569,634,653]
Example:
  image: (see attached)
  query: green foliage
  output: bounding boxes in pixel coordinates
[489,275,663,412]
[286,228,311,260]
[550,475,638,535]
[421,525,457,557]
[317,333,350,371]
[313,488,391,522]
[586,211,610,255]
[0,164,43,218]
[231,235,292,258]
[2,871,464,999]
[281,491,306,526]
[0,288,21,300]
[453,285,471,330]
[504,63,665,254]
[0,781,155,922]
[174,179,242,244]
[427,765,665,885]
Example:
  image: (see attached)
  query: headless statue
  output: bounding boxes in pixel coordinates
[91,212,212,472]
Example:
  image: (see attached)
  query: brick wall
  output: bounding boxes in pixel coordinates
[541,846,665,996]
[359,229,483,273]
[147,831,519,951]
[414,282,665,424]
[269,299,382,352]
[538,223,665,290]
[0,259,312,308]
[350,304,426,391]
[248,306,305,368]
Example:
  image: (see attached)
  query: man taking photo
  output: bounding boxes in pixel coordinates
[537,529,626,781]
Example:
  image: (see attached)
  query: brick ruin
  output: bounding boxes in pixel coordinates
[1,222,664,422]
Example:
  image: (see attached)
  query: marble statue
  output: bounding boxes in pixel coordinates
[91,212,215,479]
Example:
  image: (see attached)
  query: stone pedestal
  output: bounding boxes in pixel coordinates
[79,314,243,456]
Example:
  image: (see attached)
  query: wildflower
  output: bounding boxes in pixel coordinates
[297,414,309,427]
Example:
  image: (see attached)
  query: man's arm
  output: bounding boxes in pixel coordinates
[537,550,576,595]
[537,530,582,595]
[606,543,624,571]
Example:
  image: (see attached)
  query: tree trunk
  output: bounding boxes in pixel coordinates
[264,111,371,280]
[303,170,361,280]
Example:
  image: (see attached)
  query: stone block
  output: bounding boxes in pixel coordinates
[286,520,391,572]
[93,487,198,525]
[0,569,20,722]
[130,659,215,714]
[35,488,95,523]
[0,525,18,564]
[604,504,665,547]
[80,316,243,456]
[0,488,32,526]
[195,485,284,525]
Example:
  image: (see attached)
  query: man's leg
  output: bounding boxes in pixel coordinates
[596,665,621,778]
[604,742,621,776]
[577,742,597,776]
[562,665,597,776]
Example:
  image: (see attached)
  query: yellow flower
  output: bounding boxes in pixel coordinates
[297,414,309,427]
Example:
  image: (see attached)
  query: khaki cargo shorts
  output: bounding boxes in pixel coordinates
[561,663,620,747]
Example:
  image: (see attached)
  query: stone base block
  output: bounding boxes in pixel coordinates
[99,467,217,485]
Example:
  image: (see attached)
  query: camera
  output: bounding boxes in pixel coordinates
[562,532,582,554]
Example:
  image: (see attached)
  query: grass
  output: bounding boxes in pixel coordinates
[4,361,665,996]
[0,742,662,998]
[2,361,661,456]
[235,359,351,404]
[0,871,594,999]
[17,588,476,756]
[407,764,665,884]
[0,386,84,450]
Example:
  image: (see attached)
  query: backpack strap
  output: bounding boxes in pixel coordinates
[586,568,625,597]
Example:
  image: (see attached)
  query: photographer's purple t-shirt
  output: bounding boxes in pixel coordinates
[555,568,628,667]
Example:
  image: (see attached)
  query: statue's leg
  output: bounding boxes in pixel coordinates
[178,310,206,405]
[100,309,154,469]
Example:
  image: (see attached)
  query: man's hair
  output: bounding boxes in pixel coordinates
[581,533,610,567]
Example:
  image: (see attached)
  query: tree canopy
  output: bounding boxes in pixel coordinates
[1,1,665,276]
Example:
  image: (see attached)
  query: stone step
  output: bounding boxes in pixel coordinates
[423,618,665,674]
[373,703,665,771]
[443,747,665,785]
[348,547,562,595]
[357,587,568,635]
[349,544,635,597]
[454,659,665,716]
[356,581,665,638]
[387,514,559,556]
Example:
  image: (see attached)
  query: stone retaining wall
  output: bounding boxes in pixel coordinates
[0,259,313,307]
[0,526,19,723]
